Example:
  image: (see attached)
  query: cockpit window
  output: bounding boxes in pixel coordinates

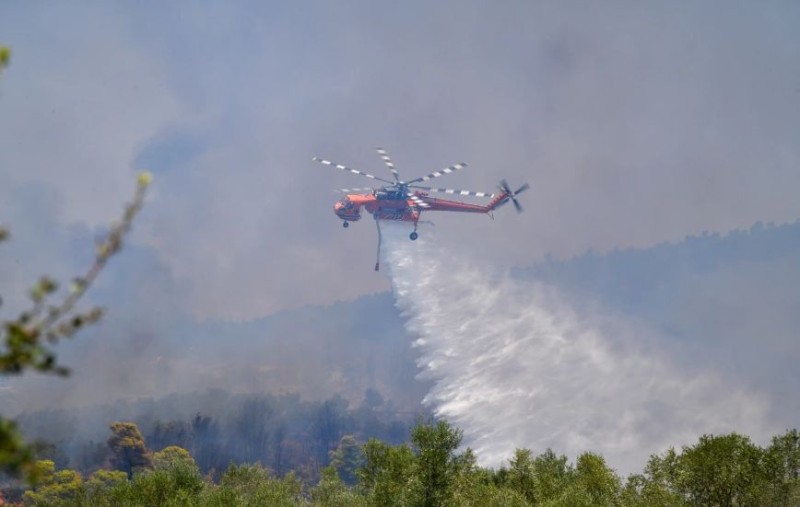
[339,198,353,209]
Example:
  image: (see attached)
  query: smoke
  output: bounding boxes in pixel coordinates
[382,224,774,474]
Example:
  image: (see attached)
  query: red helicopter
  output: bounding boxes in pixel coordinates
[314,148,529,270]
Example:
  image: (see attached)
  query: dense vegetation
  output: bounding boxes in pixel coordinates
[11,390,422,482]
[2,417,798,506]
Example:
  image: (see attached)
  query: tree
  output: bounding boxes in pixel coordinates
[678,433,766,507]
[358,438,416,507]
[107,422,153,479]
[21,460,83,505]
[312,396,348,466]
[310,465,368,507]
[84,469,127,498]
[621,449,688,507]
[532,448,573,504]
[330,434,363,486]
[763,429,800,506]
[74,440,110,475]
[208,463,303,506]
[506,448,536,504]
[449,447,525,507]
[126,460,205,505]
[573,452,621,506]
[410,417,463,507]
[149,419,190,452]
[189,413,227,475]
[152,445,197,471]
[230,397,274,465]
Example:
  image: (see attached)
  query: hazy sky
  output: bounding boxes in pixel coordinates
[2,1,798,320]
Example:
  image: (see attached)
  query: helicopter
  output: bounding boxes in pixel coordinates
[313,148,529,270]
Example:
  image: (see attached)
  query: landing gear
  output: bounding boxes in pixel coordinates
[410,232,418,241]
[343,221,349,228]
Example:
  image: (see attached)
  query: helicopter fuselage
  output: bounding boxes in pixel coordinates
[334,190,504,224]
[334,193,421,222]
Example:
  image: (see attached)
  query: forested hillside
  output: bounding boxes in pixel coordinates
[11,390,426,482]
[515,219,800,321]
[6,219,796,421]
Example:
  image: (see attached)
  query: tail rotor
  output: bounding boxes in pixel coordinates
[498,179,530,213]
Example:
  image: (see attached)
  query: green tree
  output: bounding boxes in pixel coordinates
[84,468,127,498]
[139,460,203,504]
[572,452,621,506]
[621,448,688,507]
[310,465,368,507]
[674,433,767,507]
[506,448,537,504]
[22,460,83,505]
[410,418,463,507]
[621,473,687,507]
[763,429,800,506]
[358,438,415,507]
[152,445,197,471]
[532,448,573,505]
[450,448,530,507]
[107,422,153,479]
[205,463,302,506]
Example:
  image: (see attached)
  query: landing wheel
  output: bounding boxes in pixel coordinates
[343,221,349,228]
[410,232,418,241]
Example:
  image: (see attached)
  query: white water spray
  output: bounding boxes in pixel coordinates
[382,225,772,474]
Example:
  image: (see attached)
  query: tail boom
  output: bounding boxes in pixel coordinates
[487,191,511,212]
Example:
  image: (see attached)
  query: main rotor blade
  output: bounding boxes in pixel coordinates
[313,157,394,184]
[406,162,468,184]
[336,187,374,193]
[407,193,431,208]
[376,147,401,183]
[409,185,494,198]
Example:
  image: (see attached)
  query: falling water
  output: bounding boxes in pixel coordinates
[382,224,771,474]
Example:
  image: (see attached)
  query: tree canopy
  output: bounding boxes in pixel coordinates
[5,419,798,506]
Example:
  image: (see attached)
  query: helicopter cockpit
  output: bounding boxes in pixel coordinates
[334,197,361,221]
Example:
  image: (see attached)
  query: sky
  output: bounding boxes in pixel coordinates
[1,1,798,320]
[1,1,799,472]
